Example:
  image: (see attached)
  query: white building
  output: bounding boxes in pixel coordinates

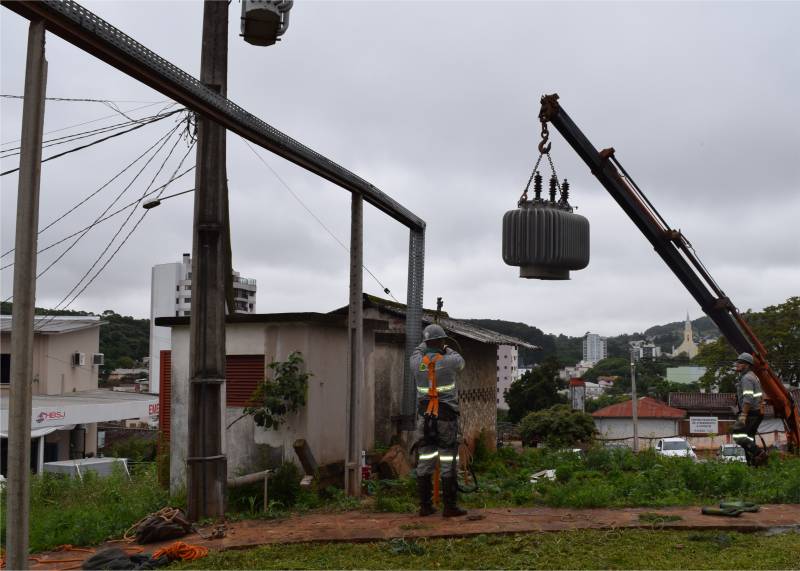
[496,345,518,410]
[1,316,157,475]
[582,332,607,365]
[630,340,662,361]
[592,397,686,448]
[148,253,257,394]
[670,313,699,358]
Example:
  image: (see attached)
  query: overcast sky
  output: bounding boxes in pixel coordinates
[1,1,798,337]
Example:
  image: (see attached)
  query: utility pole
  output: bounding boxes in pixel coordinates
[187,0,230,521]
[345,193,364,496]
[5,20,47,570]
[630,349,639,453]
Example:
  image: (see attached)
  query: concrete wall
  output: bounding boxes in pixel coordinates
[149,262,182,395]
[456,338,498,450]
[0,326,99,397]
[169,320,376,493]
[594,418,679,448]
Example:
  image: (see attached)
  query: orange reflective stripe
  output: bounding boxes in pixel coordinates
[422,353,443,417]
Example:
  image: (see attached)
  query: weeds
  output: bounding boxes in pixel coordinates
[0,464,170,552]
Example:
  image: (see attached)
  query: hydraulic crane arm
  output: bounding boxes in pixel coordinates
[538,94,800,450]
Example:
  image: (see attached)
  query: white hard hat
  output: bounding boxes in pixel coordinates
[423,324,447,341]
[735,352,754,366]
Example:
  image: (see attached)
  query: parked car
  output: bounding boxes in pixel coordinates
[718,443,746,463]
[654,437,697,460]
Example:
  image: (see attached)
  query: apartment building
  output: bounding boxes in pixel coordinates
[582,332,607,365]
[496,344,518,410]
[148,253,257,394]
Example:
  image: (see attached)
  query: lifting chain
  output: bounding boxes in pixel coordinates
[519,117,561,206]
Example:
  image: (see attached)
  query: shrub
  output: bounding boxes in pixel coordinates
[519,405,596,448]
[269,462,302,507]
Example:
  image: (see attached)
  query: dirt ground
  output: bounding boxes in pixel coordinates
[25,504,800,569]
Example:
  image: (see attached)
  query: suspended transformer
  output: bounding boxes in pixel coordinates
[241,0,293,47]
[502,174,590,280]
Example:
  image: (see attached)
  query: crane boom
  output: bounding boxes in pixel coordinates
[538,93,800,451]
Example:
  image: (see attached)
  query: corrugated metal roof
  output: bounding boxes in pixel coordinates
[592,396,686,419]
[0,315,103,334]
[331,294,540,350]
[668,389,800,419]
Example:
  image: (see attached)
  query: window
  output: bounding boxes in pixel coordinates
[175,298,179,304]
[175,311,179,316]
[183,298,190,303]
[184,285,191,290]
[184,311,191,317]
[1,354,10,384]
[176,285,179,292]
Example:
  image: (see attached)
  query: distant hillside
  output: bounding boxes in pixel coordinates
[467,315,720,366]
[1,303,149,376]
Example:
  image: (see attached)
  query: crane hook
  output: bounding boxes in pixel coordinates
[538,121,551,154]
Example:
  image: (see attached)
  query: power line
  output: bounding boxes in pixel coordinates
[241,139,400,303]
[33,140,196,328]
[0,126,184,262]
[0,110,177,157]
[1,109,182,177]
[1,174,194,271]
[0,94,168,104]
[1,101,176,147]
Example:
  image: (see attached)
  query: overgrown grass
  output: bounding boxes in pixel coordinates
[0,464,170,552]
[170,529,800,570]
[355,447,800,513]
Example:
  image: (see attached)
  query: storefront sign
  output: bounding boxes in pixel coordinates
[35,410,66,424]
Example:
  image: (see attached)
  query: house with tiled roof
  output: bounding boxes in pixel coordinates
[592,396,685,448]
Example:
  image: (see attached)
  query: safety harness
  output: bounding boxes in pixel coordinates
[423,353,444,417]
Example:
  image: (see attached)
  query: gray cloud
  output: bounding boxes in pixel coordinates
[2,1,798,337]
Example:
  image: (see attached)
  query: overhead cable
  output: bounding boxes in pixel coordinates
[242,139,400,303]
[1,101,177,147]
[0,108,182,177]
[34,140,196,327]
[1,121,184,260]
[0,110,177,157]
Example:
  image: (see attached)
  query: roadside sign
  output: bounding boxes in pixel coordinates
[690,416,718,434]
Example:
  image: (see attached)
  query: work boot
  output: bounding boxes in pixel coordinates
[441,477,467,517]
[752,449,769,467]
[417,474,435,517]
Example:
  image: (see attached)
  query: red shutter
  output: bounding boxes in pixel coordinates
[159,350,172,444]
[226,355,265,407]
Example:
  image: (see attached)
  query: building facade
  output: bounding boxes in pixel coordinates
[582,332,607,365]
[1,316,157,475]
[630,340,662,361]
[496,345,518,410]
[148,253,257,394]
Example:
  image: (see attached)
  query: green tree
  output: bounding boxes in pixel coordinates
[505,359,566,423]
[519,405,596,448]
[695,297,800,390]
[582,357,630,382]
[585,394,629,413]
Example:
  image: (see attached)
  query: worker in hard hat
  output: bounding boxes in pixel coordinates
[731,352,767,466]
[411,323,467,517]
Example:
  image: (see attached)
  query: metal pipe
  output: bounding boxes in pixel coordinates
[5,20,47,570]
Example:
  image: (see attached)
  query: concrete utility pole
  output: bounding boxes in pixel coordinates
[345,193,364,496]
[5,19,47,570]
[187,0,231,520]
[630,349,639,453]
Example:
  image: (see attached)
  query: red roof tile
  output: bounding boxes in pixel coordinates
[592,396,686,419]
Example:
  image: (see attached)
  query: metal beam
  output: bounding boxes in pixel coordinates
[1,0,424,232]
[402,228,425,428]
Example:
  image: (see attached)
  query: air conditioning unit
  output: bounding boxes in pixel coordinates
[71,352,85,367]
[92,353,104,366]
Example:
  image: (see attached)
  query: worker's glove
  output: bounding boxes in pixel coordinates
[737,412,747,424]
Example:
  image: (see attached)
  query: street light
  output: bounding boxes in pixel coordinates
[142,187,195,209]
